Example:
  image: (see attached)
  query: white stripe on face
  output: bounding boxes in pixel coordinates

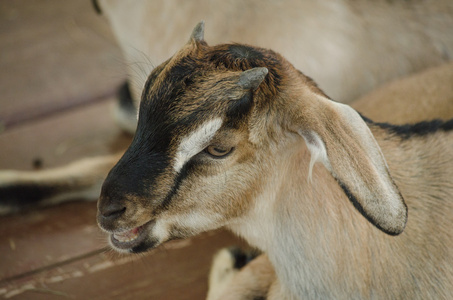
[174,118,223,172]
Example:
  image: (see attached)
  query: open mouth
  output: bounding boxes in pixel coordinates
[113,227,142,242]
[109,220,155,251]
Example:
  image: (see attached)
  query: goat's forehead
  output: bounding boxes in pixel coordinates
[138,77,234,136]
[136,42,285,148]
[139,64,249,136]
[140,42,278,114]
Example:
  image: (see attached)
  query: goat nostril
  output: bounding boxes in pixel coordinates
[102,204,126,219]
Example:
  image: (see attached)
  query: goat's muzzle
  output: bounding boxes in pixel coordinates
[97,196,127,231]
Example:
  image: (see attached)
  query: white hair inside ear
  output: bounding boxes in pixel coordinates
[299,130,331,182]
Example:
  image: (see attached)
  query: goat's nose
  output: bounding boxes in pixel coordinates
[99,202,126,219]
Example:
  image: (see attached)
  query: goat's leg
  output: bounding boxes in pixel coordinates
[0,81,135,215]
[0,153,121,215]
[207,248,277,300]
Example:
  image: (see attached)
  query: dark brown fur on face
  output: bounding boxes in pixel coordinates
[97,38,301,252]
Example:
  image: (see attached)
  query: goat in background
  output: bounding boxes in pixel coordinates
[95,23,453,299]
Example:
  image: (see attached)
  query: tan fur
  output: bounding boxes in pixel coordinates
[93,27,453,298]
[223,80,452,298]
[353,62,453,124]
[213,125,453,299]
[208,63,453,300]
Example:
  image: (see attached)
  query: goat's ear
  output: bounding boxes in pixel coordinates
[296,96,407,235]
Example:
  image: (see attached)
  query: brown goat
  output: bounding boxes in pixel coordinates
[94,23,453,299]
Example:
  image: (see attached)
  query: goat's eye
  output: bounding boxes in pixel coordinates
[205,145,233,158]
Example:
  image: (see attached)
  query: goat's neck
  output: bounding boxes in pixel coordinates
[228,140,378,297]
[228,120,453,298]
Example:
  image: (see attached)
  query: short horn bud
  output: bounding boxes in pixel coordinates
[238,67,268,90]
[190,21,205,42]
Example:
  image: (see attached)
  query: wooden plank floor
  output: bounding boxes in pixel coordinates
[0,1,244,299]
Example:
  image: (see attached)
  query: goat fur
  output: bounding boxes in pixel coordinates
[95,25,453,299]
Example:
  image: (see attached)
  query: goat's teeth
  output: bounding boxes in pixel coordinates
[113,228,140,242]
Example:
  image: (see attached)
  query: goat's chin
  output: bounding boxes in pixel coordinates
[108,220,161,253]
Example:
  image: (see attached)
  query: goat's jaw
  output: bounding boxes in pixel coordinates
[106,220,160,253]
